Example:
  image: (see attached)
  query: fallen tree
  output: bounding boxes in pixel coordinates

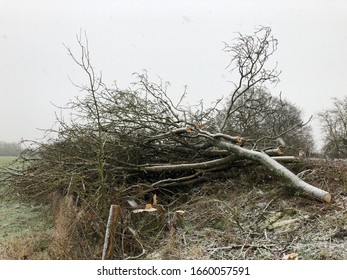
[3,27,331,260]
[103,127,330,203]
[208,133,331,203]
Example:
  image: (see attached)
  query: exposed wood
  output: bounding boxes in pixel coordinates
[102,204,121,260]
[212,133,245,145]
[264,146,284,156]
[271,156,301,163]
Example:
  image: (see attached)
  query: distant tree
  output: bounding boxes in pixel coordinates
[205,26,314,156]
[0,141,22,156]
[215,88,315,155]
[319,97,347,158]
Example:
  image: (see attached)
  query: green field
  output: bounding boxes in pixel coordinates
[0,155,51,259]
[0,156,17,167]
[0,156,17,183]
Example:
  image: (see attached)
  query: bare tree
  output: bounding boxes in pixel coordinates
[219,27,281,133]
[216,88,315,154]
[319,96,347,158]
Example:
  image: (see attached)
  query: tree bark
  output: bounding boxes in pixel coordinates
[212,138,331,203]
[102,204,121,260]
[140,154,238,172]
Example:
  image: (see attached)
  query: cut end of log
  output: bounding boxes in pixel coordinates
[323,193,332,204]
[237,136,245,146]
[277,146,284,156]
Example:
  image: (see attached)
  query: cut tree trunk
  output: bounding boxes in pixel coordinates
[212,138,331,203]
[140,154,238,172]
[102,204,121,260]
[111,127,331,203]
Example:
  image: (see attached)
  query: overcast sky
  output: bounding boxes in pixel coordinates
[1,0,347,149]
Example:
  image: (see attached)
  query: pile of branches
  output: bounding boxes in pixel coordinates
[3,27,331,259]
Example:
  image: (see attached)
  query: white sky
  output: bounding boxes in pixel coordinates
[1,0,347,149]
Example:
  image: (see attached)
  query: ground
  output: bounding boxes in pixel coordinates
[0,156,52,259]
[0,157,346,259]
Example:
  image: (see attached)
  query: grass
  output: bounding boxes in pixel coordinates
[0,156,17,167]
[0,200,52,259]
[0,155,53,259]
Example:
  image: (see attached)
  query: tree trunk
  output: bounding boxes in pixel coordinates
[212,139,331,203]
[102,205,121,260]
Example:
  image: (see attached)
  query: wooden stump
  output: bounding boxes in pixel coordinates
[102,204,121,260]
